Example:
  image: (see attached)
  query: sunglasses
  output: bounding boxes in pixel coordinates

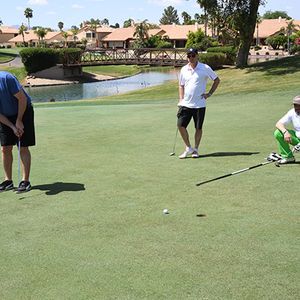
[187,54,196,58]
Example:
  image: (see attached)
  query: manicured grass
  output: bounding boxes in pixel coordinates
[0,66,27,83]
[82,65,144,77]
[0,57,299,299]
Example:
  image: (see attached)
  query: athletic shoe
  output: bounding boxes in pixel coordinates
[179,147,194,159]
[0,180,14,192]
[277,157,295,164]
[192,150,200,158]
[17,181,32,193]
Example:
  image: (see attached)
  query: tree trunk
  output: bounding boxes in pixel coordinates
[236,38,251,67]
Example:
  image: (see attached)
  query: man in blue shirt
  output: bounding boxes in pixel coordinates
[0,71,35,193]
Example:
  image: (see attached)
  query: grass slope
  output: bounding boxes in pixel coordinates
[0,56,299,299]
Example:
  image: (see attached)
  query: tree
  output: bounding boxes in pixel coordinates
[197,0,217,36]
[123,18,134,28]
[101,18,109,26]
[182,12,193,25]
[256,13,262,46]
[220,0,265,67]
[159,6,180,25]
[34,27,47,46]
[262,10,291,20]
[61,31,69,47]
[19,23,27,45]
[134,19,149,42]
[71,26,79,42]
[24,8,33,30]
[58,21,64,31]
[0,19,3,26]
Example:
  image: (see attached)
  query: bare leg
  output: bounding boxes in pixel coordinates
[20,147,31,181]
[194,129,203,150]
[1,146,13,180]
[178,126,191,148]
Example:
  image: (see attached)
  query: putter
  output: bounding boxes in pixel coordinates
[18,139,21,187]
[196,152,283,187]
[169,128,178,156]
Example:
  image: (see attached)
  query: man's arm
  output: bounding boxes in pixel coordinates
[203,77,220,99]
[0,114,19,137]
[14,89,28,136]
[178,85,184,105]
[276,121,291,143]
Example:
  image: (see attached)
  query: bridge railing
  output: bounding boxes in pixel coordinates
[64,48,188,67]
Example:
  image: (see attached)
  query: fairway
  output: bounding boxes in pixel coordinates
[0,62,299,299]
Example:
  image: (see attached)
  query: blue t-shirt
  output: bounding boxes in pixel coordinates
[0,71,32,116]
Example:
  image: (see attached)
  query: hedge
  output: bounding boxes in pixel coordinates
[198,52,227,69]
[19,48,82,73]
[206,46,237,65]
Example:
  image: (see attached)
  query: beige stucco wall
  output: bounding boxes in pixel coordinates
[0,33,17,43]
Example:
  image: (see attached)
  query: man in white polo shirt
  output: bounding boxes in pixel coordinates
[177,48,220,159]
[274,95,300,164]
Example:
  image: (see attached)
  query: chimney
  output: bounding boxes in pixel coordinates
[195,23,199,30]
[278,16,282,23]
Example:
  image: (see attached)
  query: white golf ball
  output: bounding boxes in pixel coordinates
[163,209,169,214]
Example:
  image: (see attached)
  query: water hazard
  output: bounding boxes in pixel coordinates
[25,70,178,102]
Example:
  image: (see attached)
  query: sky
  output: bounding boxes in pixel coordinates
[1,0,300,29]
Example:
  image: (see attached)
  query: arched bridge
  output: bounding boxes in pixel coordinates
[64,48,188,67]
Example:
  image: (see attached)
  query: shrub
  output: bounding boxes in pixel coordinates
[206,46,237,65]
[265,52,269,55]
[254,45,262,51]
[57,48,82,64]
[20,48,59,73]
[198,52,227,69]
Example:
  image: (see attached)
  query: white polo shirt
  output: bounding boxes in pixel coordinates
[279,108,300,138]
[179,62,218,108]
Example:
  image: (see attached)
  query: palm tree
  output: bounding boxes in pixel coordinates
[58,21,64,31]
[34,27,47,46]
[62,31,69,48]
[286,20,298,54]
[19,23,27,45]
[71,26,79,42]
[134,19,149,42]
[24,8,33,30]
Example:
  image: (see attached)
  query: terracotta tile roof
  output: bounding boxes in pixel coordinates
[0,26,19,34]
[9,30,62,43]
[159,24,210,39]
[254,18,300,38]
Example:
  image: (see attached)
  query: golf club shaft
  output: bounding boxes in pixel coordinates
[196,160,273,186]
[171,127,178,154]
[18,139,21,185]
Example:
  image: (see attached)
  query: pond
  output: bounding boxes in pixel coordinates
[25,69,178,102]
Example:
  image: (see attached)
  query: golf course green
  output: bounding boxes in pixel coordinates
[0,56,299,299]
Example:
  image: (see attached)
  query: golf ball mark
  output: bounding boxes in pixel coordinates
[163,209,169,214]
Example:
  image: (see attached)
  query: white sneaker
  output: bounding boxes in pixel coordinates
[192,149,200,158]
[179,147,194,159]
[278,157,295,164]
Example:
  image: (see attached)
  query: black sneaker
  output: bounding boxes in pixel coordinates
[0,180,14,192]
[17,181,31,193]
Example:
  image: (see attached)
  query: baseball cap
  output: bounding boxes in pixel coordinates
[293,95,300,105]
[186,48,198,55]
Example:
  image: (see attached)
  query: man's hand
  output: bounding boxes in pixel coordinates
[283,131,292,143]
[201,92,211,99]
[15,119,24,137]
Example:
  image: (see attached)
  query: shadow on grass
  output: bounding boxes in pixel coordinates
[246,56,300,76]
[198,151,259,158]
[32,182,85,195]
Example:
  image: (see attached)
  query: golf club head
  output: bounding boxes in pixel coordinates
[169,152,175,156]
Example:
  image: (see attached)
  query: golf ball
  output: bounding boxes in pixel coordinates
[163,209,169,214]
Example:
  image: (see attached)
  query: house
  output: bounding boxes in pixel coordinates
[76,25,115,47]
[254,18,300,45]
[9,30,66,47]
[0,26,19,45]
[101,24,209,49]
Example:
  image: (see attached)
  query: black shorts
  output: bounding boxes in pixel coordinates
[177,106,206,129]
[0,105,35,147]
